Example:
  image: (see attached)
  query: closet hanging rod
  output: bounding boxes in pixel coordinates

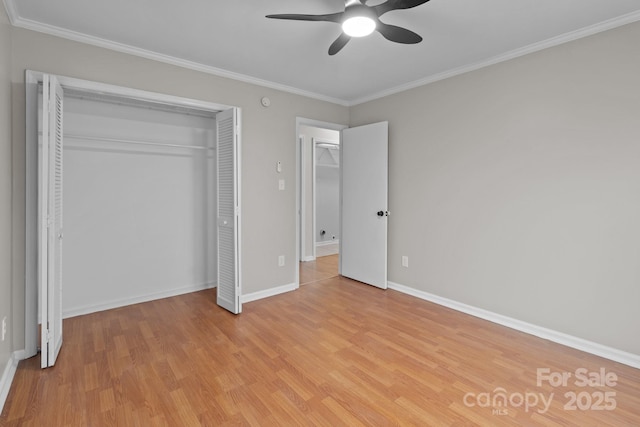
[64,134,215,151]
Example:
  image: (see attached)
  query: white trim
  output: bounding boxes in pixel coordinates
[300,135,308,263]
[57,74,233,113]
[63,282,216,319]
[241,282,297,304]
[311,138,317,260]
[2,0,17,25]
[5,1,640,106]
[4,8,348,107]
[387,281,640,369]
[0,351,21,413]
[301,256,316,262]
[24,71,39,359]
[235,109,243,314]
[350,10,640,106]
[316,239,340,247]
[11,350,26,361]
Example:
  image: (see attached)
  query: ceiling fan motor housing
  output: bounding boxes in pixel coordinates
[342,4,378,37]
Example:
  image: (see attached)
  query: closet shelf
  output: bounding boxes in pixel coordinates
[64,134,214,151]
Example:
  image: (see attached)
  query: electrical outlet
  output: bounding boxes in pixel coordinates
[278,179,285,191]
[402,256,409,268]
[278,255,285,267]
[1,316,6,342]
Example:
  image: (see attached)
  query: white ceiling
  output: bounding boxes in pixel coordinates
[5,0,640,105]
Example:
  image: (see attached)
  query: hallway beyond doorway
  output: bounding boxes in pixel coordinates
[299,254,338,285]
[316,242,339,257]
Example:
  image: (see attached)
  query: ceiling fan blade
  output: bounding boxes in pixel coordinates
[373,0,431,17]
[376,22,422,44]
[328,33,351,55]
[265,13,343,23]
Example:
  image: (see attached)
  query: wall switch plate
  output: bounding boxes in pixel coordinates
[279,179,285,191]
[1,316,6,341]
[402,256,409,268]
[278,255,285,267]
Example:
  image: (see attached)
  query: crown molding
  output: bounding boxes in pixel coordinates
[349,9,640,106]
[2,0,350,107]
[4,0,640,108]
[2,0,18,25]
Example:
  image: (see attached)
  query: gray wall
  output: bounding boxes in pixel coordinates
[350,21,640,355]
[9,26,348,351]
[0,6,13,372]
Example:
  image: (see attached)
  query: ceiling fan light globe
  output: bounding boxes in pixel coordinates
[342,16,376,37]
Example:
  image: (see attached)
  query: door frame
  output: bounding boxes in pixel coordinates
[295,118,347,286]
[25,70,241,358]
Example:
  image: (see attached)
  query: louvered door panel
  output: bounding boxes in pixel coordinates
[216,109,241,314]
[39,74,64,368]
[49,78,64,364]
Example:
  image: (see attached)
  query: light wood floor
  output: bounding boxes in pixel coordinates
[2,274,639,425]
[299,254,339,285]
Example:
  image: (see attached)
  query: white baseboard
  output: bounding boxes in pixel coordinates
[0,351,21,414]
[241,282,298,304]
[11,350,27,361]
[301,256,316,262]
[63,282,217,318]
[387,281,640,369]
[316,240,339,247]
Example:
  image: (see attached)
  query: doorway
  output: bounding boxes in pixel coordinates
[314,139,340,258]
[295,119,346,285]
[300,138,340,285]
[296,119,389,289]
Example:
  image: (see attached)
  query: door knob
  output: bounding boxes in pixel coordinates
[377,211,384,217]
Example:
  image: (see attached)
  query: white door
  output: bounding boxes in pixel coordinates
[39,74,64,368]
[216,108,242,314]
[340,121,389,289]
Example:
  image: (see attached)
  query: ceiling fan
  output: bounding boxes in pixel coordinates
[266,0,431,55]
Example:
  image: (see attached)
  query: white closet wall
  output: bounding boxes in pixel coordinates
[63,96,216,317]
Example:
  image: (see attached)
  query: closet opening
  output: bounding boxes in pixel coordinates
[61,89,218,316]
[25,71,242,366]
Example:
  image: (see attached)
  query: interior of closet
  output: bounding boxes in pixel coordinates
[60,91,218,317]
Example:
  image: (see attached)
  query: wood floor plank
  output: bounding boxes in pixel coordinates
[2,270,639,426]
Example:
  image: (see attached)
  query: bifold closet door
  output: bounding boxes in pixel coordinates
[39,74,64,368]
[216,109,242,314]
